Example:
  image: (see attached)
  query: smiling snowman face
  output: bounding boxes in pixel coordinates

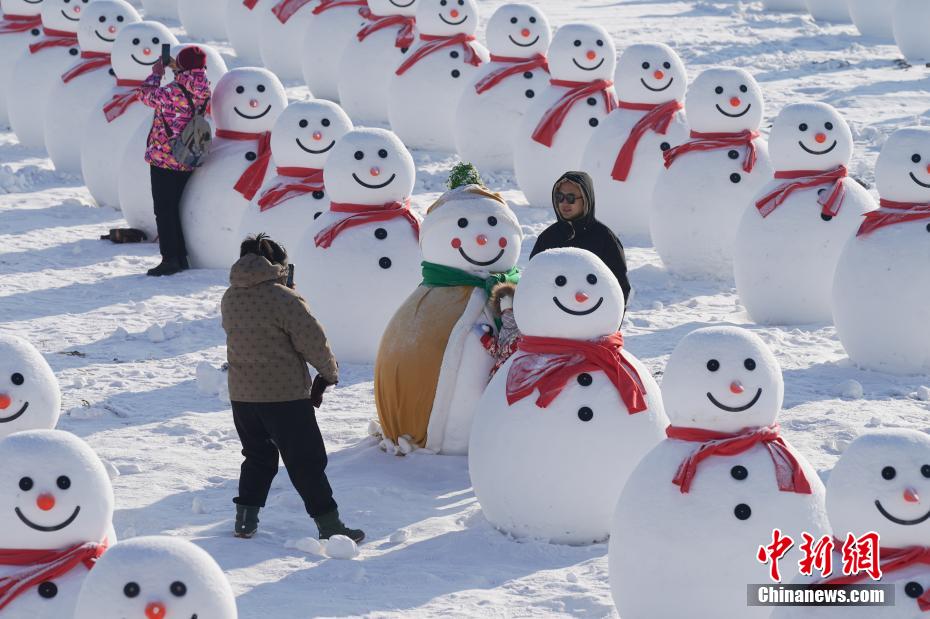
[76,0,138,53]
[323,128,415,205]
[484,3,550,58]
[876,127,930,203]
[415,0,478,37]
[662,326,783,433]
[547,23,615,83]
[685,67,764,134]
[614,43,687,105]
[212,67,287,134]
[367,0,418,17]
[4,0,46,16]
[514,248,624,340]
[74,536,238,619]
[0,430,113,550]
[0,335,61,440]
[41,0,92,32]
[111,21,177,81]
[270,100,353,169]
[768,102,852,171]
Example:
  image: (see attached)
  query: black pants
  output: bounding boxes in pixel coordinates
[231,399,338,518]
[150,165,192,264]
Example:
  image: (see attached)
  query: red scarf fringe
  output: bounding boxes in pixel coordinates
[610,99,683,182]
[664,129,760,173]
[216,129,273,201]
[474,53,549,94]
[857,198,930,237]
[357,9,415,48]
[395,33,482,76]
[257,167,325,211]
[314,200,419,248]
[755,165,848,218]
[531,79,616,148]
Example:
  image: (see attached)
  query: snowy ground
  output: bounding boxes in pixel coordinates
[3,0,930,616]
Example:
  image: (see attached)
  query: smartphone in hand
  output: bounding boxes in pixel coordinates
[286,264,295,289]
[161,43,172,67]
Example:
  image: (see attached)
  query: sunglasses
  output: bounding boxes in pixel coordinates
[555,192,580,205]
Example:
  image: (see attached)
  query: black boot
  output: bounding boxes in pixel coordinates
[147,258,183,277]
[315,510,365,543]
[234,505,260,538]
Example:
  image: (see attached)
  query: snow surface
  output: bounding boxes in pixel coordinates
[2,1,930,616]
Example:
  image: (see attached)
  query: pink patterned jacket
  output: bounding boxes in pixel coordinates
[138,64,211,172]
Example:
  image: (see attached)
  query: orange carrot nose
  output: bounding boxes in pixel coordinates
[586,50,596,60]
[450,9,459,17]
[312,131,322,141]
[74,5,81,12]
[476,234,488,246]
[36,494,55,511]
[370,166,380,177]
[730,381,744,395]
[905,487,921,503]
[0,394,10,410]
[108,25,117,34]
[654,70,665,80]
[145,602,167,619]
[815,133,827,144]
[575,291,589,303]
[730,97,741,108]
[521,28,530,37]
[143,47,151,56]
[249,99,259,108]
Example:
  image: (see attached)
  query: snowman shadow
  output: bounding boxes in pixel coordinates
[0,198,101,236]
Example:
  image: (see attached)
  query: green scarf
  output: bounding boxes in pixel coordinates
[421,261,521,298]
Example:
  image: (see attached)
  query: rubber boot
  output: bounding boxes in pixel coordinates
[314,510,365,543]
[234,504,260,539]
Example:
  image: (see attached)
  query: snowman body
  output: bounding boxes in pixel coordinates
[177,0,228,40]
[894,0,930,64]
[140,0,178,19]
[225,0,265,65]
[301,0,369,101]
[0,0,45,127]
[258,0,318,81]
[0,334,61,440]
[804,0,851,23]
[761,0,807,11]
[848,0,895,41]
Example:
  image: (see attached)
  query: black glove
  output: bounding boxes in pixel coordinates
[310,375,334,408]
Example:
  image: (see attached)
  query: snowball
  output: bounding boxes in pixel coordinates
[325,535,359,560]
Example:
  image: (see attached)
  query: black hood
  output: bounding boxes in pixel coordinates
[551,171,596,237]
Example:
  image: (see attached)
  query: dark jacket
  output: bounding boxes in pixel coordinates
[530,171,632,302]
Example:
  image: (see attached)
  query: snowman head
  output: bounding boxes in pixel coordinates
[0,334,61,440]
[514,248,624,340]
[169,43,227,86]
[614,43,687,105]
[367,0,418,17]
[662,327,783,433]
[42,0,92,32]
[323,128,415,205]
[547,23,615,83]
[3,0,45,17]
[769,102,852,171]
[74,536,237,619]
[876,127,930,203]
[420,186,522,273]
[270,100,353,169]
[0,430,113,550]
[213,67,288,134]
[415,0,479,37]
[484,3,551,58]
[111,21,177,81]
[827,430,930,549]
[685,67,764,134]
[76,0,139,54]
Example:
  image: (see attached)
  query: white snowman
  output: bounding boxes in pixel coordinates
[74,536,237,619]
[301,0,370,102]
[734,102,875,325]
[804,0,851,23]
[0,0,45,128]
[848,0,895,41]
[453,3,551,172]
[512,23,617,208]
[580,42,689,242]
[894,0,930,65]
[0,430,114,618]
[44,0,140,175]
[387,0,489,151]
[292,128,421,363]
[177,0,228,41]
[139,0,177,19]
[832,127,930,375]
[237,99,353,255]
[0,334,61,440]
[336,0,418,125]
[80,21,177,208]
[609,326,829,619]
[761,0,806,11]
[225,0,266,65]
[469,247,667,544]
[7,0,85,150]
[258,0,319,82]
[650,67,773,279]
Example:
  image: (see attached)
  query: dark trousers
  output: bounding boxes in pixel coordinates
[231,399,338,519]
[150,165,192,264]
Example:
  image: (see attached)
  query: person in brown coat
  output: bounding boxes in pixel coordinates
[221,234,364,543]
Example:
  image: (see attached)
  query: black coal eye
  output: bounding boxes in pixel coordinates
[457,217,468,228]
[714,86,723,95]
[586,274,597,285]
[663,61,671,69]
[11,373,24,386]
[529,16,536,23]
[19,477,33,491]
[354,150,364,160]
[236,86,245,94]
[799,123,808,132]
[378,149,388,158]
[882,466,897,480]
[510,16,517,23]
[117,15,124,22]
[321,118,330,127]
[913,154,922,164]
[132,38,140,45]
[744,358,756,371]
[170,581,187,597]
[739,84,748,93]
[906,582,925,599]
[152,37,160,45]
[124,582,140,598]
[596,39,604,47]
[573,40,581,47]
[825,122,834,130]
[299,119,308,128]
[555,275,567,287]
[257,85,266,93]
[99,15,106,22]
[731,465,748,481]
[487,216,497,226]
[439,0,446,5]
[922,465,930,478]
[706,359,720,372]
[57,476,71,490]
[457,0,464,5]
[642,61,650,70]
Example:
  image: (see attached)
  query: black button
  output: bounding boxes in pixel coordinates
[450,50,459,58]
[379,257,392,269]
[577,407,593,422]
[731,465,748,481]
[38,582,58,599]
[312,190,325,200]
[925,223,930,233]
[728,150,739,160]
[730,173,741,184]
[245,152,257,161]
[313,211,322,220]
[586,97,597,106]
[734,503,751,520]
[109,68,116,76]
[588,118,599,127]
[69,48,79,56]
[31,29,40,36]
[906,582,925,599]
[400,47,409,54]
[660,142,670,151]
[374,227,388,240]
[525,89,534,98]
[821,213,833,222]
[577,373,593,387]
[451,69,460,78]
[523,71,533,79]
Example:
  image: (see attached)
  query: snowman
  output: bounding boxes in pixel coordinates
[336,0,418,125]
[579,42,689,242]
[74,536,237,619]
[761,0,806,11]
[0,0,45,128]
[804,0,850,23]
[7,0,86,151]
[452,3,551,172]
[291,128,420,363]
[469,248,667,544]
[0,430,114,618]
[80,21,178,208]
[375,181,523,455]
[259,0,319,82]
[181,67,288,269]
[225,0,266,65]
[650,67,773,279]
[849,0,895,41]
[512,23,617,208]
[44,0,140,175]
[0,334,61,440]
[894,0,930,65]
[237,99,353,255]
[734,102,875,325]
[139,0,177,19]
[832,127,930,375]
[609,326,829,618]
[177,0,228,41]
[301,0,370,102]
[387,0,489,151]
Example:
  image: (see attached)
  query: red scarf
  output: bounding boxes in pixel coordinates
[824,544,930,609]
[395,33,482,76]
[272,0,315,24]
[505,333,648,413]
[664,129,760,173]
[313,0,366,14]
[61,50,111,84]
[610,99,684,182]
[474,53,549,94]
[103,79,145,122]
[29,27,77,54]
[666,424,812,495]
[243,0,260,8]
[216,130,273,201]
[357,8,415,48]
[755,166,848,218]
[257,167,324,211]
[0,540,107,611]
[531,79,617,148]
[314,200,419,248]
[857,198,930,237]
[0,13,42,35]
